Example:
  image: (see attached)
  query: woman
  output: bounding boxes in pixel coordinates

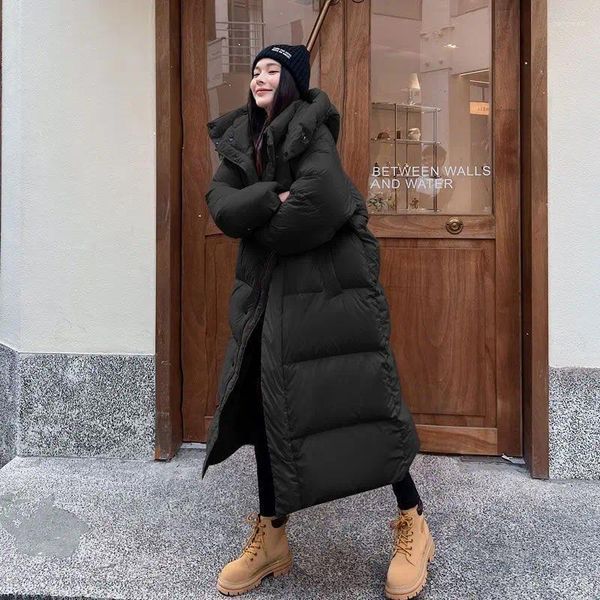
[202,44,436,600]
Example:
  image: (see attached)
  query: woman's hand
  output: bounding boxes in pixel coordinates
[278,190,290,203]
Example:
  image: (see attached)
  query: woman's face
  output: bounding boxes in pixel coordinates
[251,58,281,111]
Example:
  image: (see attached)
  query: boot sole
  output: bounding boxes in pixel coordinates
[216,553,293,596]
[384,536,435,600]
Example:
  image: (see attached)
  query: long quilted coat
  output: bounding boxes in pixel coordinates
[201,88,419,518]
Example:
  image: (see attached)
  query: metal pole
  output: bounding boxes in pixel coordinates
[305,0,341,59]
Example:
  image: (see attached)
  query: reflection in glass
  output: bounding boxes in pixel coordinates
[370,0,492,215]
[207,1,320,174]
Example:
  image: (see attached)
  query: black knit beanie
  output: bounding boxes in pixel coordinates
[251,44,311,97]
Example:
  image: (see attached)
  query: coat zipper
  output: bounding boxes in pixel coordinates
[203,250,277,471]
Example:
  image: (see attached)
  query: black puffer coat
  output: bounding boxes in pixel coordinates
[201,88,419,518]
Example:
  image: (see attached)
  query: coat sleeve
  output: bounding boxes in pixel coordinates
[250,126,355,256]
[205,156,284,239]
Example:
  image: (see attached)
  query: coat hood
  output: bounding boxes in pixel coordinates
[206,88,341,163]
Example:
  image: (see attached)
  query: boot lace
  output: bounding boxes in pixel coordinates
[389,513,414,559]
[240,512,267,561]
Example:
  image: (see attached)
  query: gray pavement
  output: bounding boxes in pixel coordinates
[0,448,598,600]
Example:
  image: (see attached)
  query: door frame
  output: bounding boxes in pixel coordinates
[154,0,549,477]
[520,0,549,478]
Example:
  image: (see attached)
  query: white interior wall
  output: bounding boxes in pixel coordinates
[548,0,600,368]
[0,0,156,354]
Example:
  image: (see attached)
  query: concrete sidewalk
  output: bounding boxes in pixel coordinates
[0,448,598,600]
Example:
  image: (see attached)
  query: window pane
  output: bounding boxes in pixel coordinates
[369,0,492,215]
[207,0,321,173]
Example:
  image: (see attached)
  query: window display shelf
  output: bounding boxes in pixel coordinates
[370,139,441,145]
[372,101,440,113]
[369,101,442,214]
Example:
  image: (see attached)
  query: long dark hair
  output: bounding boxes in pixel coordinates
[247,65,303,178]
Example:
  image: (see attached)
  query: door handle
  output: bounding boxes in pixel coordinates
[445,217,464,235]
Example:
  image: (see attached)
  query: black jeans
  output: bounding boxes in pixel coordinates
[249,314,421,517]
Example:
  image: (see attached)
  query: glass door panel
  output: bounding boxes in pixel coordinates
[369,0,492,215]
[207,0,321,174]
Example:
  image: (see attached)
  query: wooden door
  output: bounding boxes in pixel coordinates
[319,0,521,455]
[180,0,328,443]
[181,0,522,457]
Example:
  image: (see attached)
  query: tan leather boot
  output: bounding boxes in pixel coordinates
[216,512,293,596]
[384,502,435,600]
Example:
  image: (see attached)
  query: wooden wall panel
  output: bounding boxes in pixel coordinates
[381,241,496,423]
